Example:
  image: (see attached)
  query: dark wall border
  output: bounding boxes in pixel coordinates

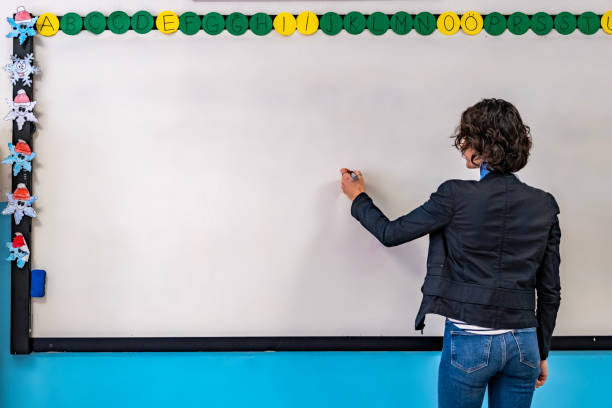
[30,336,612,353]
[10,31,34,355]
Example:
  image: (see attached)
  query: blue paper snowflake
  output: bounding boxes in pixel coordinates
[2,186,37,225]
[2,141,36,176]
[6,7,38,45]
[5,233,29,268]
[4,53,39,87]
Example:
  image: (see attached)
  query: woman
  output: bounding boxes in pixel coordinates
[340,98,561,408]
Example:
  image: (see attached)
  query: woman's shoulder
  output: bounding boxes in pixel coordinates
[436,178,477,190]
[511,177,558,205]
[443,176,559,214]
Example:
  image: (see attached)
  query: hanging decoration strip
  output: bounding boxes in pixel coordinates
[31,10,612,37]
[3,5,37,272]
[5,6,38,354]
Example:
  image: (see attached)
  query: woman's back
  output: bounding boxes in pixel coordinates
[445,172,558,292]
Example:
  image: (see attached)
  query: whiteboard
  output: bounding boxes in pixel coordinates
[2,1,609,338]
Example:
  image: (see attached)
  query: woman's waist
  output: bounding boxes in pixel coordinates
[422,274,535,310]
[446,317,536,334]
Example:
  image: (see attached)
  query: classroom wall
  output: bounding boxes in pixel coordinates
[1,209,610,407]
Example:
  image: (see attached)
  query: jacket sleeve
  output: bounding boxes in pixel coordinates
[535,193,562,361]
[350,180,455,247]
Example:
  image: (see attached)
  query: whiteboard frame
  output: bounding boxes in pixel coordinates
[11,11,612,354]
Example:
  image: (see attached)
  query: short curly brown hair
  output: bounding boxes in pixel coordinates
[452,98,532,173]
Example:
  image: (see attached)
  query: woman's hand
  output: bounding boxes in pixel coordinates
[340,168,365,201]
[536,360,548,388]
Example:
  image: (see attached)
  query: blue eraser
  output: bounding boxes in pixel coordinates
[31,269,46,297]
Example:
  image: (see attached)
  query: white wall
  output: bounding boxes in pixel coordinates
[1,1,610,337]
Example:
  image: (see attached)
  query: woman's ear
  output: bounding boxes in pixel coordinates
[465,150,480,169]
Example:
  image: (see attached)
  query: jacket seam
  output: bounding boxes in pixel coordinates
[425,275,535,294]
[422,275,535,310]
[496,177,509,326]
[449,180,456,216]
[547,192,556,227]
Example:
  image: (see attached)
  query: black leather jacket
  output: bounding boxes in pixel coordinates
[350,171,561,360]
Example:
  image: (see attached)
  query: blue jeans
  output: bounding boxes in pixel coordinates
[438,319,541,408]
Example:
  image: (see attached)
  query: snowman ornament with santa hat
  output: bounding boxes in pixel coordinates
[6,6,37,45]
[6,232,30,268]
[2,139,36,176]
[4,89,37,130]
[2,183,37,224]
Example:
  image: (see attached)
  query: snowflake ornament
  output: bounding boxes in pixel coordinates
[6,232,30,268]
[4,53,39,86]
[4,89,37,130]
[6,6,37,45]
[2,183,37,225]
[2,140,36,176]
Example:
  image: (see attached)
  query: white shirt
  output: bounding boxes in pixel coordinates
[446,318,514,335]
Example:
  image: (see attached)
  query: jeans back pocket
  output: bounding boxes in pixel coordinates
[512,329,540,369]
[450,331,492,373]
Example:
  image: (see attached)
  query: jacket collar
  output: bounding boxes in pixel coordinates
[479,162,491,180]
[479,162,519,181]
